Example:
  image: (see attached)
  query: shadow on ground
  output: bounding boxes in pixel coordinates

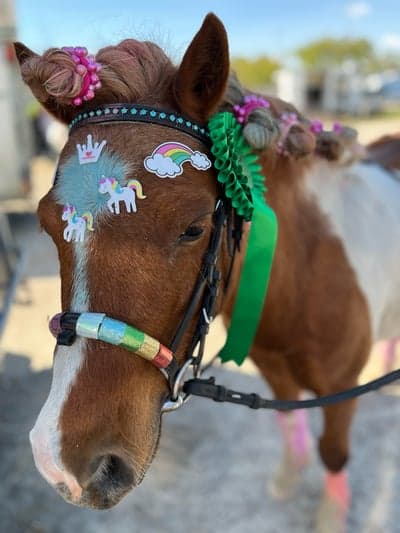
[1,353,400,533]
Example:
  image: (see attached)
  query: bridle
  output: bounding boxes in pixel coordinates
[51,103,242,412]
[50,102,400,414]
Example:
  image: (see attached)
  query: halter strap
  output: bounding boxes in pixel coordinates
[68,103,210,145]
[49,311,179,387]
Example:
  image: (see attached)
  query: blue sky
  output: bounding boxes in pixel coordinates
[14,0,400,61]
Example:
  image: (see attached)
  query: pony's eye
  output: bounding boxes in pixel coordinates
[179,225,204,243]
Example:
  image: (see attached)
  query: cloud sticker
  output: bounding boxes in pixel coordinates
[144,141,212,179]
[190,151,212,170]
[144,153,182,178]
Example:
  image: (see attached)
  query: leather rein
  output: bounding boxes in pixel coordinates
[51,103,400,414]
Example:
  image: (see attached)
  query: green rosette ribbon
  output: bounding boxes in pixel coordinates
[208,111,278,365]
[208,112,266,221]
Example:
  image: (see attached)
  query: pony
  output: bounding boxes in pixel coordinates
[98,177,146,214]
[366,132,400,172]
[14,14,388,532]
[61,204,94,242]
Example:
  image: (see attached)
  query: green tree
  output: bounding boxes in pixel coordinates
[231,56,280,89]
[296,38,373,68]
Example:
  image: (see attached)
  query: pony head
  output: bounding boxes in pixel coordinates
[98,176,120,195]
[61,204,75,220]
[15,14,277,510]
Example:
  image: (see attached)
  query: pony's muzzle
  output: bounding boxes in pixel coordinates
[30,423,135,508]
[54,454,135,509]
[77,454,135,509]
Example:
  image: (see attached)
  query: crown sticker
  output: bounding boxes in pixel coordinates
[76,134,107,165]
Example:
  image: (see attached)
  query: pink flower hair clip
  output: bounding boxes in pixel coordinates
[276,112,301,154]
[309,119,324,134]
[233,94,270,125]
[62,46,102,106]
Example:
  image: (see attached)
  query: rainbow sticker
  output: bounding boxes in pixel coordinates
[144,141,211,178]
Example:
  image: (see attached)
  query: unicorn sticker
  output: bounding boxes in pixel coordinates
[144,141,211,178]
[98,177,146,214]
[62,204,94,242]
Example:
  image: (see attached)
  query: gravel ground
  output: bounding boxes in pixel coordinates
[1,361,400,533]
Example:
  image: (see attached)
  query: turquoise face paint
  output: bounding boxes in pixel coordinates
[55,149,128,219]
[55,140,133,243]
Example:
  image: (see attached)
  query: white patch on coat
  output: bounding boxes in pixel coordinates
[30,241,89,494]
[304,160,400,340]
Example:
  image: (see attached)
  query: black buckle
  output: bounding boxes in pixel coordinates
[57,329,76,346]
[56,312,80,346]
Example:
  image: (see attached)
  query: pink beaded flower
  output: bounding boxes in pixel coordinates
[280,112,299,127]
[333,121,343,134]
[233,94,270,125]
[309,119,324,134]
[62,46,102,106]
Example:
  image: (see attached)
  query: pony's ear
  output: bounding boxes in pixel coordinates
[173,13,230,122]
[14,42,36,66]
[13,42,76,124]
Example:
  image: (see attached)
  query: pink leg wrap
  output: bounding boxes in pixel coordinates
[277,409,311,465]
[325,470,350,511]
[383,338,398,373]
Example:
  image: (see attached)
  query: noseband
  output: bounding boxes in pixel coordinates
[51,104,241,412]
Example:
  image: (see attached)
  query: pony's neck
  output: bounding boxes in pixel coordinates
[221,154,319,326]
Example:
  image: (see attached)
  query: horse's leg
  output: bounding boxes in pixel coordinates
[126,191,136,213]
[251,347,312,500]
[107,199,115,214]
[383,337,398,373]
[114,200,120,215]
[64,227,71,242]
[315,398,356,533]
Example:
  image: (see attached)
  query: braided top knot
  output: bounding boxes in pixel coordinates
[315,124,365,165]
[223,73,279,151]
[20,48,88,104]
[243,107,279,150]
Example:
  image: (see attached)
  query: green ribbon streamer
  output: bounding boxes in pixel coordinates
[207,110,277,366]
[218,194,277,365]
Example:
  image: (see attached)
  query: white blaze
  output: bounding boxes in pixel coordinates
[30,241,89,497]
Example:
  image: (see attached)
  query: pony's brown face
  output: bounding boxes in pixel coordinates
[16,14,230,509]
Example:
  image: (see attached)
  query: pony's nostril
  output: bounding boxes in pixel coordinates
[94,455,135,490]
